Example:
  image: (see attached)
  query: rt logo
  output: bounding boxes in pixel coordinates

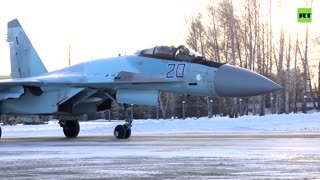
[298,8,312,23]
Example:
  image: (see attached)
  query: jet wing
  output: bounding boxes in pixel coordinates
[0,71,184,89]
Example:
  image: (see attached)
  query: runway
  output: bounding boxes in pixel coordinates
[1,132,320,179]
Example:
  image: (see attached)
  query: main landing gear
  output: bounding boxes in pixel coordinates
[0,125,2,139]
[114,104,132,139]
[58,104,132,139]
[59,120,80,138]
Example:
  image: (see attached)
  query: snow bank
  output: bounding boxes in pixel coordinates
[1,112,320,138]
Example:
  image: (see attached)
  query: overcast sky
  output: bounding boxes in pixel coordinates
[0,0,318,76]
[0,0,210,75]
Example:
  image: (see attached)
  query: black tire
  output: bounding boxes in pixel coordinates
[123,124,131,139]
[114,125,127,139]
[63,120,80,138]
[0,126,2,139]
[124,128,131,139]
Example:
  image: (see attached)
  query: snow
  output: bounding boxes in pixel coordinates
[2,112,320,138]
[1,113,320,179]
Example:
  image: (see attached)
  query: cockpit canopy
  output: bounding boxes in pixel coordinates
[138,45,225,68]
[139,45,205,62]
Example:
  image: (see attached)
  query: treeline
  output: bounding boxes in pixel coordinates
[110,0,320,119]
[181,0,320,117]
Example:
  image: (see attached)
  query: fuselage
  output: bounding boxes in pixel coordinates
[0,46,281,115]
[61,54,218,96]
[0,55,219,115]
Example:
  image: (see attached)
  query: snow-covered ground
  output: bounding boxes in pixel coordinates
[2,112,320,138]
[1,113,320,179]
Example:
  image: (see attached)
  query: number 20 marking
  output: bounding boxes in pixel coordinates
[166,64,185,78]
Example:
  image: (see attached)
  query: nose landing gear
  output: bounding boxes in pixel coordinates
[114,104,132,139]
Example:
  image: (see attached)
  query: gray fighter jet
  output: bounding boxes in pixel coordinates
[0,19,281,139]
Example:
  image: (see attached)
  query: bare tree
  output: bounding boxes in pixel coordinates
[206,5,222,63]
[317,60,320,110]
[182,0,320,117]
[158,92,181,119]
[302,25,309,113]
[293,33,299,113]
[276,0,285,114]
[285,34,291,113]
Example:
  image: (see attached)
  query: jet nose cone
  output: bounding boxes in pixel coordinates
[214,64,281,97]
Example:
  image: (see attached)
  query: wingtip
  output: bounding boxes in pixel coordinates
[8,19,21,28]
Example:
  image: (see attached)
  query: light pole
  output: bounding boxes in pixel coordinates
[303,95,308,113]
[130,104,134,120]
[219,97,223,117]
[106,109,111,122]
[156,105,159,120]
[271,97,274,114]
[182,101,186,120]
[209,99,213,118]
[239,98,242,116]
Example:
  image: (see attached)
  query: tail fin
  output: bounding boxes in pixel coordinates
[7,19,47,78]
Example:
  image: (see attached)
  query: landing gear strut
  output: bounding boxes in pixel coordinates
[114,104,132,139]
[59,120,80,138]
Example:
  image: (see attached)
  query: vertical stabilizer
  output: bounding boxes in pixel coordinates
[7,19,47,78]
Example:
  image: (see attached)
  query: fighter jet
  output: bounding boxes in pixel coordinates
[0,19,281,139]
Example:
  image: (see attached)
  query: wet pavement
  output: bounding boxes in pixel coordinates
[1,132,320,179]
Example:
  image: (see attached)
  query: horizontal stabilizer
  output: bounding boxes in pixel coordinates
[0,86,24,100]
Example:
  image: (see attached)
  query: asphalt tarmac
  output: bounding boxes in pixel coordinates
[1,132,320,179]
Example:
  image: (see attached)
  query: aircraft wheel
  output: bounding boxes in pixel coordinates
[114,125,127,139]
[0,126,2,139]
[62,120,80,138]
[124,126,131,139]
